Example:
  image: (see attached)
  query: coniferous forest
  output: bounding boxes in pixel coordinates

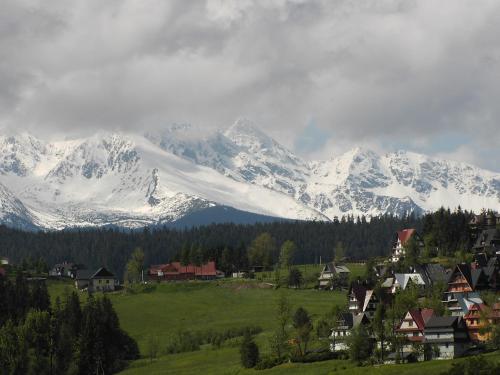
[0,208,477,279]
[0,274,139,374]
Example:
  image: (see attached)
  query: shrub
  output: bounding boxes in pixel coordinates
[240,332,259,368]
[254,355,282,370]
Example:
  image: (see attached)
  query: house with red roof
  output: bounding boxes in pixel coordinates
[396,308,434,355]
[149,261,221,281]
[391,229,424,263]
[348,283,379,319]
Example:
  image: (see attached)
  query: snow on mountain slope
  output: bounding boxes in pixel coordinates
[0,119,499,230]
[0,131,326,229]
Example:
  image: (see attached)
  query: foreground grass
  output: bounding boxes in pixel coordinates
[121,346,500,375]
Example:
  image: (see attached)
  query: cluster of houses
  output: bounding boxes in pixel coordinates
[46,260,224,293]
[328,219,500,362]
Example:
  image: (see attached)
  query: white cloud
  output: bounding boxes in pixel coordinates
[1,0,500,170]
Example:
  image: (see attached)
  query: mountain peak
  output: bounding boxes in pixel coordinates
[224,118,271,147]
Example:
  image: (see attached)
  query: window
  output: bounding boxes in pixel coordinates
[106,280,110,284]
[408,321,413,327]
[445,343,449,348]
[437,333,440,339]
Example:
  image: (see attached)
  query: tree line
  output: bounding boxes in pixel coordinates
[0,208,480,279]
[0,273,139,374]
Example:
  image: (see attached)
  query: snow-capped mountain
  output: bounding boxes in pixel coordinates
[0,120,499,230]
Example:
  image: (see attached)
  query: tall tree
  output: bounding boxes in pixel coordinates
[240,331,259,368]
[279,240,296,269]
[292,307,312,356]
[248,233,277,269]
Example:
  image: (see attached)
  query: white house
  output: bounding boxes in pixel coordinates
[423,316,470,360]
[75,267,117,292]
[391,229,424,263]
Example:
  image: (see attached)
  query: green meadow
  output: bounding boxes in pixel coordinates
[46,264,500,375]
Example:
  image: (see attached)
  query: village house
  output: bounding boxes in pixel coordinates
[330,312,371,352]
[423,316,470,360]
[75,267,117,293]
[318,262,351,290]
[464,302,500,343]
[391,229,424,263]
[443,263,489,316]
[382,272,427,294]
[148,261,221,281]
[395,308,434,359]
[348,284,379,319]
[49,262,81,278]
[473,229,500,255]
[463,303,489,343]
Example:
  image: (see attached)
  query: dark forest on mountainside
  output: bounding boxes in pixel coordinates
[0,208,477,279]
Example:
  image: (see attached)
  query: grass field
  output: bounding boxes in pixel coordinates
[46,263,500,375]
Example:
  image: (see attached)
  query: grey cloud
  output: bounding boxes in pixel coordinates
[1,0,500,170]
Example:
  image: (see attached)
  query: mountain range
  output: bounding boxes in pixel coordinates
[0,118,499,230]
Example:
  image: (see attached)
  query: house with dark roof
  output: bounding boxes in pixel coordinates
[414,263,450,286]
[49,262,81,279]
[330,312,371,352]
[391,229,424,263]
[149,261,220,281]
[318,262,350,289]
[348,283,379,318]
[473,229,500,255]
[423,316,470,359]
[75,267,117,292]
[396,308,434,358]
[442,263,489,316]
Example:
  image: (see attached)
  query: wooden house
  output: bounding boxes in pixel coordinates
[348,284,379,319]
[318,262,350,289]
[330,312,371,352]
[149,261,219,281]
[442,264,489,316]
[396,308,434,358]
[391,229,424,263]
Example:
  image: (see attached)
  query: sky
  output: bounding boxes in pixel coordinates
[1,0,500,171]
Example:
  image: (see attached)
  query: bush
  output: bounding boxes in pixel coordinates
[240,332,259,368]
[165,331,200,354]
[254,355,282,370]
[164,326,263,354]
[291,350,337,363]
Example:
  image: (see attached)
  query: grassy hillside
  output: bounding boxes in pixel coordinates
[46,262,499,375]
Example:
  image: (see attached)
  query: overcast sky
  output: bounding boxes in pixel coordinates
[1,0,500,171]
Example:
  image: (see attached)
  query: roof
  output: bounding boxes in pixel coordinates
[349,284,367,310]
[397,229,417,245]
[150,261,217,276]
[92,267,115,278]
[474,229,500,250]
[457,293,483,314]
[76,267,115,280]
[362,290,375,312]
[409,308,434,330]
[75,269,92,280]
[416,263,449,285]
[381,277,394,288]
[322,262,351,274]
[394,273,427,289]
[424,316,459,329]
[337,312,354,329]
